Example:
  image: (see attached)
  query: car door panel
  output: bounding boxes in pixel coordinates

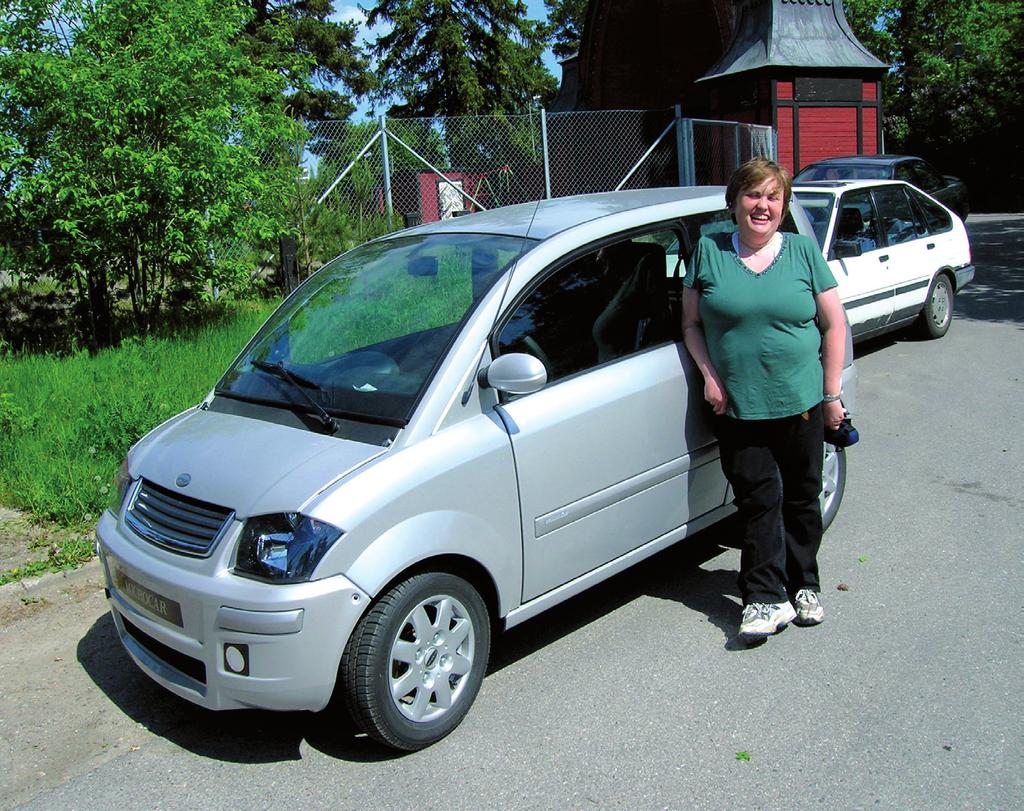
[828,190,893,336]
[499,345,726,602]
[871,185,934,324]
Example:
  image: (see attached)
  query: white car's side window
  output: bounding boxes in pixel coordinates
[873,186,926,246]
[834,191,880,254]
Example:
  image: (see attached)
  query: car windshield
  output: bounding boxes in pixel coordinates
[217,232,532,426]
[795,164,889,182]
[792,191,836,248]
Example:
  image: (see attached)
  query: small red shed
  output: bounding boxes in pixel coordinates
[697,0,888,173]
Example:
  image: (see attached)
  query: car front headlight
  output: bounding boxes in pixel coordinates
[234,513,343,583]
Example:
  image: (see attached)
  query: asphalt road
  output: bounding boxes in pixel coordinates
[2,214,1022,810]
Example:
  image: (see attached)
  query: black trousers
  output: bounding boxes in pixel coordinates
[714,405,824,605]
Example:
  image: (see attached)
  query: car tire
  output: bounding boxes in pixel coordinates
[916,274,954,339]
[340,571,491,751]
[821,442,847,532]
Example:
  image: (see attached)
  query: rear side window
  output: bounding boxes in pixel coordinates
[906,160,944,193]
[908,186,953,234]
[872,186,926,246]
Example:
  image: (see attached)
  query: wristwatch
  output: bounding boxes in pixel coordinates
[822,391,843,402]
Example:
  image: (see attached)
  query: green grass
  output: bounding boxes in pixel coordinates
[0,537,95,586]
[0,299,279,528]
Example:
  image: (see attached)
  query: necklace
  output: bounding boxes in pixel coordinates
[732,232,778,257]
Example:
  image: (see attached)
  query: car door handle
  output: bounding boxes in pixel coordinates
[927,243,936,250]
[878,254,889,262]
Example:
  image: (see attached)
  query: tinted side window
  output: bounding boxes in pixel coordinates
[872,186,926,246]
[833,190,880,253]
[909,160,944,193]
[497,232,675,384]
[908,186,953,234]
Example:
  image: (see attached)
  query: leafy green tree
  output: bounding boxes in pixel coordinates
[242,0,373,120]
[544,0,588,59]
[0,0,305,349]
[844,0,1024,209]
[364,0,558,116]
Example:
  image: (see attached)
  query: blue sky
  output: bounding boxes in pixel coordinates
[336,1,560,119]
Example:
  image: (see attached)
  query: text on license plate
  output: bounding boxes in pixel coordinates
[114,568,183,627]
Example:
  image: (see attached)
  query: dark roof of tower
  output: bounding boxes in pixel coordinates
[700,0,887,81]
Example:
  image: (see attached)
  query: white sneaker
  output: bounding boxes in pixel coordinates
[738,601,796,642]
[794,588,824,625]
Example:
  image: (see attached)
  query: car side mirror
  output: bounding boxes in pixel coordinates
[479,353,547,395]
[832,240,863,259]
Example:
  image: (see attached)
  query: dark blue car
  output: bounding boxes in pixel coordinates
[794,155,969,221]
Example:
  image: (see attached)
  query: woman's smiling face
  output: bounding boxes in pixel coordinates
[733,178,785,245]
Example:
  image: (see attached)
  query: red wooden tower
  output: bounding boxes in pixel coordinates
[555,0,888,173]
[698,0,887,172]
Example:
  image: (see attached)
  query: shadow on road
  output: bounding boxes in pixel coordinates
[77,520,747,764]
[490,519,746,672]
[77,613,404,764]
[958,216,1024,328]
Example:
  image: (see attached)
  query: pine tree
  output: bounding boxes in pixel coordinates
[544,0,588,60]
[242,0,373,120]
[365,0,557,116]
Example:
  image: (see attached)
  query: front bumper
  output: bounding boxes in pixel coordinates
[95,509,370,712]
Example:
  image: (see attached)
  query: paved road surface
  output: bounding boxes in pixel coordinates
[2,214,1021,810]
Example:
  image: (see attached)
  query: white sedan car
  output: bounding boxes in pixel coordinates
[793,179,974,342]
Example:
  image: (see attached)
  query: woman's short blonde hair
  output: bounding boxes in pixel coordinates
[725,157,793,212]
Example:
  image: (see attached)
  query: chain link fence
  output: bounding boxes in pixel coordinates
[235,110,775,279]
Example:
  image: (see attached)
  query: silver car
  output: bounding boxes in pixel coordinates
[96,188,857,750]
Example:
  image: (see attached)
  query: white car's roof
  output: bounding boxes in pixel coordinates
[403,187,728,241]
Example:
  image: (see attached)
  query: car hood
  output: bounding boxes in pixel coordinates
[128,408,386,518]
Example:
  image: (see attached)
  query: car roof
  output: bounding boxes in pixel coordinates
[801,155,913,167]
[793,179,910,193]
[396,187,728,242]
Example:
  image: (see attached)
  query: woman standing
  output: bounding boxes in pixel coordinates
[682,158,847,644]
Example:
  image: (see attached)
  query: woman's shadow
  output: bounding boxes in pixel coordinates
[490,517,749,674]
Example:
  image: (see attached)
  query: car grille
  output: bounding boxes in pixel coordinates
[126,479,234,557]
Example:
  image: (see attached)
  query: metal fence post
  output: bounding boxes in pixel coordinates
[540,107,552,199]
[674,105,686,186]
[680,118,695,185]
[379,115,394,229]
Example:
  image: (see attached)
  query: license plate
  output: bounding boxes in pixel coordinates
[114,568,183,627]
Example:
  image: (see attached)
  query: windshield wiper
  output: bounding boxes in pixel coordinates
[250,360,337,435]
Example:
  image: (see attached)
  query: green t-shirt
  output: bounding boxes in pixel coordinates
[684,232,837,420]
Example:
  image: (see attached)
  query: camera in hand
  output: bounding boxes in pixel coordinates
[824,417,859,448]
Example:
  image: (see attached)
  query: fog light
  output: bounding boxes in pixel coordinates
[224,643,250,676]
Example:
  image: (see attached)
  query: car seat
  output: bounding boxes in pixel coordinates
[592,242,670,363]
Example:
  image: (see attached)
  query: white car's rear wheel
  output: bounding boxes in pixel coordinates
[917,274,954,339]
